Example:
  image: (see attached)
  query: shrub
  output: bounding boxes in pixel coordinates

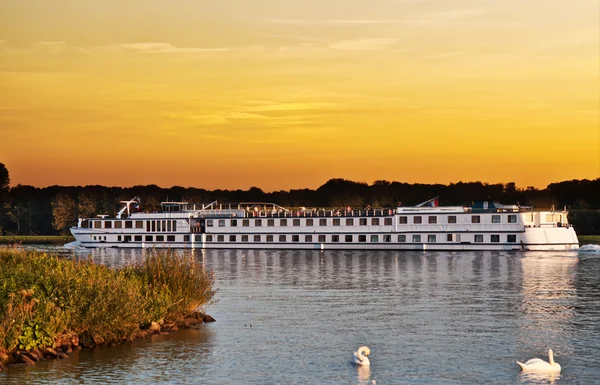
[0,247,216,354]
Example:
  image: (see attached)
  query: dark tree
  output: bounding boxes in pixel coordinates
[0,163,10,234]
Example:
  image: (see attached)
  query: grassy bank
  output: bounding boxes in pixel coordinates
[578,235,600,243]
[0,248,216,362]
[0,236,74,245]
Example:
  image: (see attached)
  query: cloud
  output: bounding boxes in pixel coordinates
[245,102,341,112]
[266,19,397,25]
[330,38,398,51]
[116,42,230,54]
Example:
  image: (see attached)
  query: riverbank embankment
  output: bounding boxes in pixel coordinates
[0,248,216,370]
[0,236,74,245]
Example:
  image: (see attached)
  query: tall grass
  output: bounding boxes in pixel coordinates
[0,248,216,354]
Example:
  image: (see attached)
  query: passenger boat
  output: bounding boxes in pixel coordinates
[70,197,579,251]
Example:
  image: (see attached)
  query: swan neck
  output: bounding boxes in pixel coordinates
[548,350,554,365]
[357,346,369,362]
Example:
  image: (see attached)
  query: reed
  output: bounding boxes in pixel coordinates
[0,247,216,355]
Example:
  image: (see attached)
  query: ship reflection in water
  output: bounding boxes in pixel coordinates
[2,245,598,385]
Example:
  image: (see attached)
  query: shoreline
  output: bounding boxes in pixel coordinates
[0,310,215,371]
[1,235,599,245]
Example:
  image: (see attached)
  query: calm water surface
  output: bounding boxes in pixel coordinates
[2,245,600,385]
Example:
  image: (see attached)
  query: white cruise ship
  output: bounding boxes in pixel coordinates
[70,197,579,251]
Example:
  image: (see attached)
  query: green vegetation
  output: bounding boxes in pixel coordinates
[578,235,600,243]
[0,248,216,356]
[0,235,74,245]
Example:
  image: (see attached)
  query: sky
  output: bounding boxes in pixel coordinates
[0,0,598,192]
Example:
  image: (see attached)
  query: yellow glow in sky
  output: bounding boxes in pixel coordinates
[1,0,598,191]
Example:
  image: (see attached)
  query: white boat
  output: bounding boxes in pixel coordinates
[70,197,579,251]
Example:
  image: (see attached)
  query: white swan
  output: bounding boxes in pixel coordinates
[517,349,561,373]
[352,346,371,366]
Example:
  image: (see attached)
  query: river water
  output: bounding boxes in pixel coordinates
[2,245,600,384]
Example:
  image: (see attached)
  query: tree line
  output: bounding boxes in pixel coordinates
[0,163,598,235]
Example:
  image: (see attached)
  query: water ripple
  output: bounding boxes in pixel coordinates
[2,247,599,384]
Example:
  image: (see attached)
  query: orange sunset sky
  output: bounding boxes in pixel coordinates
[0,0,598,192]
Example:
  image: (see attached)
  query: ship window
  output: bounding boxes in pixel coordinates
[384,218,392,226]
[183,235,190,242]
[447,234,453,242]
[332,235,340,242]
[115,221,123,229]
[206,220,213,227]
[230,235,237,242]
[371,218,380,225]
[117,235,122,241]
[474,234,484,243]
[104,221,112,229]
[305,235,312,242]
[156,235,164,242]
[135,221,143,229]
[471,215,480,224]
[135,235,142,242]
[267,219,275,227]
[93,221,101,229]
[383,235,391,242]
[492,215,501,223]
[195,235,202,242]
[254,235,261,242]
[242,235,248,242]
[206,235,213,242]
[279,235,286,242]
[157,221,162,232]
[346,218,354,226]
[145,235,153,241]
[292,235,299,242]
[507,234,517,242]
[266,235,273,242]
[345,235,353,242]
[242,219,250,227]
[359,235,367,242]
[173,220,177,231]
[319,218,327,226]
[333,219,340,226]
[359,218,367,226]
[293,219,301,226]
[398,216,408,224]
[166,235,174,242]
[508,215,517,223]
[318,235,326,242]
[217,235,224,242]
[414,216,422,224]
[280,219,288,226]
[231,220,238,227]
[491,234,500,242]
[412,235,421,243]
[255,219,262,227]
[398,234,406,242]
[92,236,96,241]
[370,235,378,243]
[124,235,132,242]
[428,216,437,224]
[306,218,313,226]
[218,220,225,227]
[427,235,436,243]
[125,221,133,228]
[167,221,171,231]
[448,216,457,224]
